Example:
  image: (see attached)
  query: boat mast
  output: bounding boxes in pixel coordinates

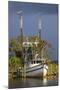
[38,18,45,62]
[20,15,23,47]
[38,18,44,61]
[38,18,42,40]
[17,11,23,48]
[38,18,42,59]
[17,11,26,78]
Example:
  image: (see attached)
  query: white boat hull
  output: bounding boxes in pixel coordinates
[25,64,48,77]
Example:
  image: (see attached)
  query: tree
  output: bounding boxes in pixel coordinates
[9,56,23,72]
[9,37,22,52]
[9,36,52,65]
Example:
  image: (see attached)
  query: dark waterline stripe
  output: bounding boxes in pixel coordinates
[26,66,48,73]
[26,64,43,70]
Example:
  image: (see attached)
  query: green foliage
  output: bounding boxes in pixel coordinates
[9,56,23,71]
[9,36,52,64]
[9,38,22,52]
[9,36,52,52]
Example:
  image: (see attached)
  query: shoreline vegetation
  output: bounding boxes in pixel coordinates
[9,60,58,79]
[9,36,58,79]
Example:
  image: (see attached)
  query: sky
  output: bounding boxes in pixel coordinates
[8,1,58,61]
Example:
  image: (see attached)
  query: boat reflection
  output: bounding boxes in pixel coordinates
[43,77,47,86]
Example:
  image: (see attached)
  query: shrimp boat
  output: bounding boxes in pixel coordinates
[17,12,48,78]
[18,55,48,78]
[24,59,48,78]
[21,41,48,78]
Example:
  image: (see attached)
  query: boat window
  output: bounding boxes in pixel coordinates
[34,61,35,64]
[35,61,38,63]
[36,61,41,63]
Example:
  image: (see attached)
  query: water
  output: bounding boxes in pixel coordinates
[9,76,58,89]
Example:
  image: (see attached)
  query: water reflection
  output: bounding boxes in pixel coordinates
[9,76,58,89]
[43,78,47,86]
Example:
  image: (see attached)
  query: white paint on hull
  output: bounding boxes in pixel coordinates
[26,68,43,77]
[25,64,48,77]
[43,65,48,77]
